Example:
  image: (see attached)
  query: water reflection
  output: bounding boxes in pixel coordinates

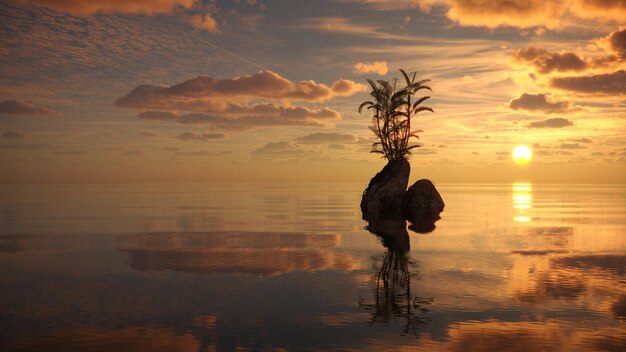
[513,183,532,222]
[118,232,363,276]
[361,219,433,335]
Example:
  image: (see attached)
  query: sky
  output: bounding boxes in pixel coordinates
[0,0,625,184]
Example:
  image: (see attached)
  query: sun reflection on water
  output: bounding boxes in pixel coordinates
[513,183,532,222]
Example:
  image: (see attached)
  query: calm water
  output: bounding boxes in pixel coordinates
[0,183,625,351]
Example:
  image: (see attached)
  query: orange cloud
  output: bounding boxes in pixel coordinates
[116,71,365,107]
[13,0,195,15]
[353,61,389,76]
[190,13,219,32]
[570,0,626,20]
[347,0,625,28]
[0,99,62,116]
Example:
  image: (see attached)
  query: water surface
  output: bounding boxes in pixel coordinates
[1,183,625,351]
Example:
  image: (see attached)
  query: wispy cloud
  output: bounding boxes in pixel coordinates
[14,0,195,15]
[353,61,388,76]
[175,132,226,141]
[0,99,61,116]
[527,117,574,128]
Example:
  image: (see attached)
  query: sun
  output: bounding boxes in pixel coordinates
[512,145,532,165]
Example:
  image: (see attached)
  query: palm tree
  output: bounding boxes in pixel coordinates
[359,69,434,161]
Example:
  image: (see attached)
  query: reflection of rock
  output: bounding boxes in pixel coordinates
[361,220,432,335]
[612,295,626,320]
[0,234,33,253]
[361,158,410,221]
[366,218,409,252]
[405,179,445,225]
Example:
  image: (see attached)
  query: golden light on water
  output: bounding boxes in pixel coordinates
[513,183,532,222]
[512,145,532,165]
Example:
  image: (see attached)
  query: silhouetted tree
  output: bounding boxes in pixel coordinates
[359,69,434,161]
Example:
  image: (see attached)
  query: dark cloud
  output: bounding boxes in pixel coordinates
[175,132,226,141]
[14,0,195,15]
[597,27,626,59]
[174,150,213,156]
[116,71,364,108]
[511,47,587,74]
[0,143,50,150]
[0,99,61,116]
[550,70,626,96]
[137,131,159,137]
[162,146,180,152]
[123,150,143,156]
[527,118,574,128]
[295,132,359,144]
[509,93,581,114]
[2,130,28,140]
[553,254,626,276]
[54,150,88,155]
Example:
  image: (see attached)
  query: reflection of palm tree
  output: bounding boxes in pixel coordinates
[360,220,433,335]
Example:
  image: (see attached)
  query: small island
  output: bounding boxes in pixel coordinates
[359,69,444,231]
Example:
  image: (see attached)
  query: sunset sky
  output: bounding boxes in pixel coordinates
[1,0,624,184]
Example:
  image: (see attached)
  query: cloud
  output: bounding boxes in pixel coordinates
[189,14,219,33]
[510,47,587,74]
[345,1,625,27]
[509,93,581,114]
[116,71,365,107]
[174,150,212,156]
[527,117,574,128]
[138,105,341,130]
[596,27,626,59]
[137,131,159,137]
[14,0,195,15]
[251,142,315,160]
[569,0,626,21]
[328,143,347,150]
[550,70,626,96]
[175,132,226,141]
[0,143,50,150]
[2,130,28,140]
[0,99,61,116]
[445,0,568,29]
[294,132,359,144]
[559,143,586,149]
[353,61,389,76]
[568,138,592,143]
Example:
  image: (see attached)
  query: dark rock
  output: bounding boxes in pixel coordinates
[361,158,410,221]
[405,179,444,225]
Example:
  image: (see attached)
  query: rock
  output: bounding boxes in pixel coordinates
[404,179,444,225]
[361,158,410,221]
